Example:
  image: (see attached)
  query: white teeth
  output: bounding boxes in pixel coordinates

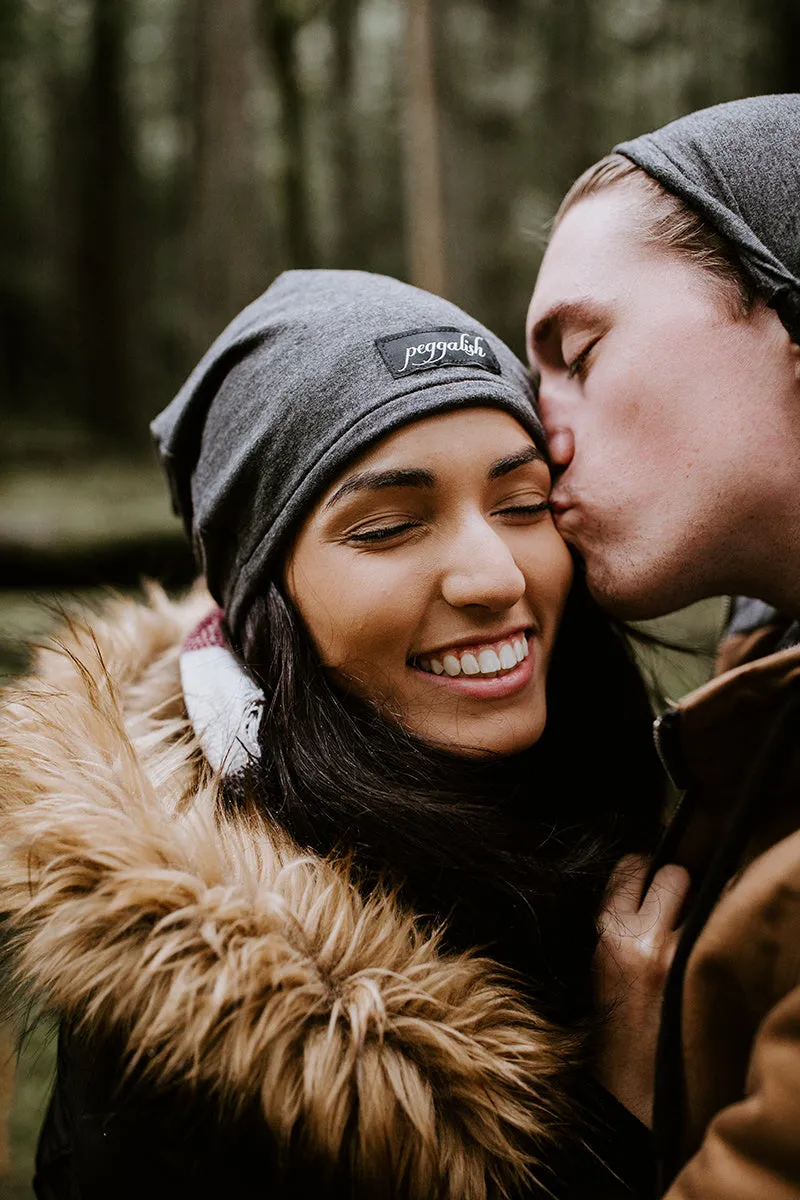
[419,634,530,677]
[499,643,517,670]
[478,648,502,674]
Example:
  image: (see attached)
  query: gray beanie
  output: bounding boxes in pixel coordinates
[615,93,800,342]
[151,269,544,640]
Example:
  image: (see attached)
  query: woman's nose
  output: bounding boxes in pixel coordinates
[440,521,526,611]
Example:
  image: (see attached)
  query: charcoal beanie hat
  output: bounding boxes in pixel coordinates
[151,269,544,641]
[614,93,800,343]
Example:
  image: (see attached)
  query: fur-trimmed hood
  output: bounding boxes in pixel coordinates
[0,587,580,1199]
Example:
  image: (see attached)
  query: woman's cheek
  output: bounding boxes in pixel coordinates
[285,547,359,667]
[519,529,574,621]
[553,535,575,610]
[321,552,423,674]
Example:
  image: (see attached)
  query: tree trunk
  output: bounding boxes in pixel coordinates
[401,0,448,297]
[542,0,598,187]
[770,0,800,91]
[188,0,262,356]
[74,0,137,442]
[259,2,315,268]
[0,0,26,415]
[330,0,361,267]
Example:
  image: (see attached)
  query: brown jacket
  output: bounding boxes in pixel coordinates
[653,635,800,1198]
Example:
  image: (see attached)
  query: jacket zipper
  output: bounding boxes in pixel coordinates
[653,705,689,791]
[643,707,693,894]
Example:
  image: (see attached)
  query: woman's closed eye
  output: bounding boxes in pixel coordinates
[492,479,553,522]
[344,500,551,544]
[345,519,422,545]
[493,501,552,521]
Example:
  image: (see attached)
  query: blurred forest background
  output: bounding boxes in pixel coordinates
[0,0,798,1193]
[2,0,799,463]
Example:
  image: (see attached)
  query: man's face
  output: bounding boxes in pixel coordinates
[526,187,797,619]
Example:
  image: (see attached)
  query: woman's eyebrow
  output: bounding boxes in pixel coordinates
[325,468,435,508]
[488,446,546,479]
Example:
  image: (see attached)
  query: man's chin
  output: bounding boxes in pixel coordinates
[581,556,687,622]
[558,531,665,618]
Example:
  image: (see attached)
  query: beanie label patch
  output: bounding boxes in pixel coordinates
[376,327,502,379]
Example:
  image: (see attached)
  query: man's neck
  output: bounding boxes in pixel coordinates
[737,501,800,619]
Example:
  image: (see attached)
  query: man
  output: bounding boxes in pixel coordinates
[526,94,800,1198]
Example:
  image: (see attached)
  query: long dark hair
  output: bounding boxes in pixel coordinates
[225,570,663,1025]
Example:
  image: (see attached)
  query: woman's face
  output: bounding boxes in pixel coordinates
[286,408,573,755]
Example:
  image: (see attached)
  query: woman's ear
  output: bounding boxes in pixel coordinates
[792,339,800,386]
[283,552,298,602]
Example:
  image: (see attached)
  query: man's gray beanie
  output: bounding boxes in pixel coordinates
[151,269,544,641]
[615,93,800,342]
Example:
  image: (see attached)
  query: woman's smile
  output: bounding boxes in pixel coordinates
[410,627,534,697]
[412,628,532,676]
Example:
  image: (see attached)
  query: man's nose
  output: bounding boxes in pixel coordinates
[547,427,575,469]
[537,390,575,471]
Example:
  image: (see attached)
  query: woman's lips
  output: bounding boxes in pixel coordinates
[410,640,536,701]
[416,631,529,678]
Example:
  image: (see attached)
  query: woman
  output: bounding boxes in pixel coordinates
[0,270,663,1198]
[528,94,800,1197]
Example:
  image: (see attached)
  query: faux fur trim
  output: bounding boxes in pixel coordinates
[0,586,578,1198]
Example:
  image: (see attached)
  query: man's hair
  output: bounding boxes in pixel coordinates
[223,574,663,1025]
[555,153,759,319]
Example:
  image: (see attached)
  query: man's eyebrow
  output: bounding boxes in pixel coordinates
[529,299,607,347]
[488,446,546,479]
[325,468,435,508]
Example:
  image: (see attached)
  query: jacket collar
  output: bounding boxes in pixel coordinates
[654,643,800,876]
[657,642,800,790]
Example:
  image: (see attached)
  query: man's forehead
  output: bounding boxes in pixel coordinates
[527,192,639,329]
